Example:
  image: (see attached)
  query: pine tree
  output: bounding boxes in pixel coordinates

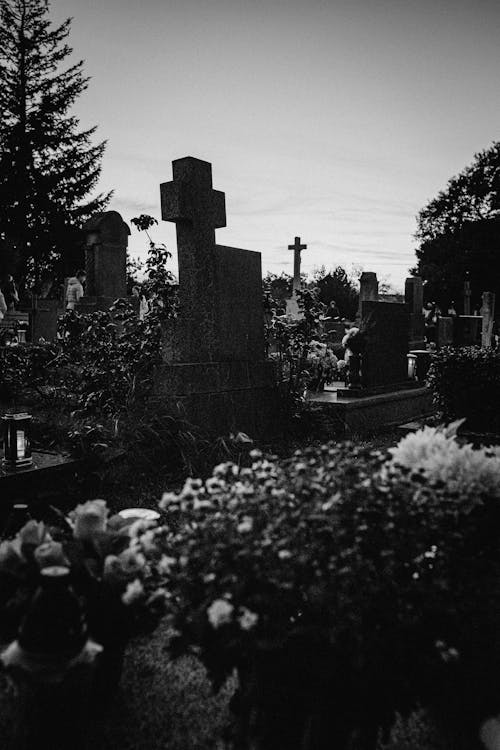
[0,0,111,286]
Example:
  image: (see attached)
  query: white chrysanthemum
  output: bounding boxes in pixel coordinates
[207,598,234,628]
[237,516,253,534]
[389,424,500,498]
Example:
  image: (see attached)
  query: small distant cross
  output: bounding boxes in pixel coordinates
[288,236,307,290]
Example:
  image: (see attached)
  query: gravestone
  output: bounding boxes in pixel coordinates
[463,275,471,316]
[285,236,307,319]
[31,298,59,343]
[77,211,129,312]
[436,316,454,348]
[360,301,410,389]
[156,157,275,435]
[454,315,482,347]
[405,276,426,349]
[480,291,496,348]
[356,272,378,323]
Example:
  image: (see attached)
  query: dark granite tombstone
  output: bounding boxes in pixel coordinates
[454,315,482,346]
[405,276,426,349]
[436,316,454,348]
[77,211,129,311]
[31,299,59,343]
[360,301,410,389]
[156,157,276,435]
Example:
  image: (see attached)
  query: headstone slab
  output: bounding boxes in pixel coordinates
[436,316,454,348]
[404,276,424,313]
[361,301,410,388]
[480,291,496,348]
[31,298,59,343]
[82,210,129,300]
[454,315,482,347]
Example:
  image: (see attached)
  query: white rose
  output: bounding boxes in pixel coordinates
[72,499,108,540]
[122,578,145,605]
[207,598,234,629]
[238,607,259,631]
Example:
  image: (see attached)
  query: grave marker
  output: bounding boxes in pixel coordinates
[77,211,129,311]
[405,276,426,349]
[480,291,496,348]
[356,272,378,323]
[285,236,307,319]
[156,157,275,435]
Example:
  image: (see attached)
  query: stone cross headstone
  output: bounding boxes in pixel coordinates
[480,291,496,348]
[405,276,425,349]
[288,236,307,292]
[356,272,379,323]
[79,211,129,310]
[157,157,275,435]
[285,236,307,320]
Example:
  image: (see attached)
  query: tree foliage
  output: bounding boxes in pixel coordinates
[414,142,500,309]
[313,265,359,320]
[0,0,110,284]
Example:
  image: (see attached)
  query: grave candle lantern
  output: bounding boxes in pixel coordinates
[2,412,33,468]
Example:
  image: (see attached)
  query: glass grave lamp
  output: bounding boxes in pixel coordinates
[2,412,33,469]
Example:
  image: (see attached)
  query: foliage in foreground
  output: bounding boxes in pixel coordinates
[124,425,500,748]
[427,346,500,433]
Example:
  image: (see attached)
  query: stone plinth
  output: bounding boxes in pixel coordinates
[308,386,434,437]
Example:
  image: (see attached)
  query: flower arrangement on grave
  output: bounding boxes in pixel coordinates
[303,340,338,391]
[132,428,500,749]
[0,500,166,679]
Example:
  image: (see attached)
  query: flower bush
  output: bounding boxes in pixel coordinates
[0,501,166,648]
[130,430,500,748]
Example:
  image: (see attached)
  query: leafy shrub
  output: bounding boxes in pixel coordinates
[427,346,500,433]
[131,428,500,748]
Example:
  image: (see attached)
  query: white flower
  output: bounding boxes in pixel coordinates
[158,555,177,575]
[237,516,253,534]
[207,598,234,628]
[238,607,259,631]
[159,492,178,510]
[278,550,292,560]
[72,499,108,540]
[17,520,50,549]
[122,578,145,605]
[389,424,500,499]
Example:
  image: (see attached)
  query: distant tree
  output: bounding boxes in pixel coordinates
[313,266,359,320]
[413,142,500,310]
[0,0,111,286]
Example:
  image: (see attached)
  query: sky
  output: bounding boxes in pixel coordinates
[51,0,500,290]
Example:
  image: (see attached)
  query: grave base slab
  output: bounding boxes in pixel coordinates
[307,386,434,437]
[154,360,278,437]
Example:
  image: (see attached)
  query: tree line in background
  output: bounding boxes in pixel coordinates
[413,141,500,312]
[0,2,499,314]
[0,0,109,287]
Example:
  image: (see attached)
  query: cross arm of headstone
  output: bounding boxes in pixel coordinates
[160,157,226,229]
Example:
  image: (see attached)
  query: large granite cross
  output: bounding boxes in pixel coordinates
[288,236,307,291]
[160,157,227,360]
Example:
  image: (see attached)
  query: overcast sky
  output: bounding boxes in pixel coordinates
[52,0,500,289]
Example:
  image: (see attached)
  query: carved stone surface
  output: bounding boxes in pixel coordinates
[361,301,410,388]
